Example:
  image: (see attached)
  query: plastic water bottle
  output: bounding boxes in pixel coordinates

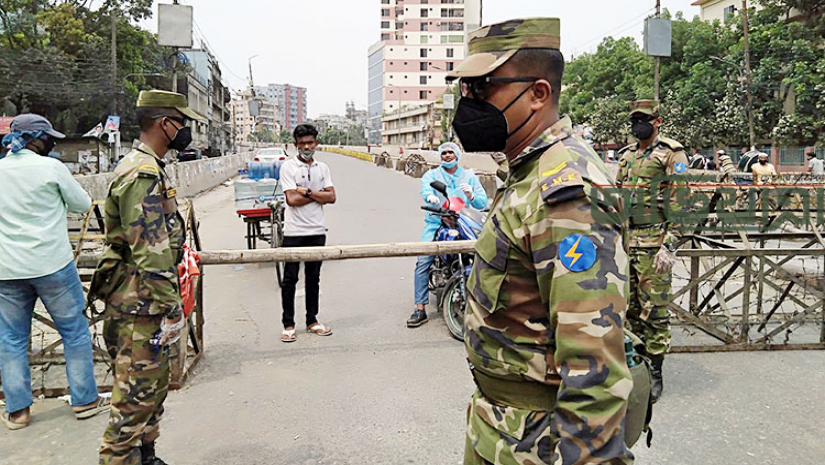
[624,335,639,368]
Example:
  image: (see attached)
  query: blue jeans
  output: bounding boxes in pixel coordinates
[0,261,98,413]
[414,255,435,306]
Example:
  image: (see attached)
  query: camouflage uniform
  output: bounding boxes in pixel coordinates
[616,101,689,357]
[98,90,195,465]
[449,19,634,465]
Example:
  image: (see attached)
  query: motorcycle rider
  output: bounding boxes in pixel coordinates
[407,142,488,328]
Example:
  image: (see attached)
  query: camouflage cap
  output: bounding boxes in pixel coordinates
[446,18,560,80]
[137,89,202,121]
[629,100,660,117]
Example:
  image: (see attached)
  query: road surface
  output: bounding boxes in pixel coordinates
[3,151,825,465]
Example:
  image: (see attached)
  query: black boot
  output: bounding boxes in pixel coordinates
[406,309,428,328]
[141,442,168,465]
[650,355,664,404]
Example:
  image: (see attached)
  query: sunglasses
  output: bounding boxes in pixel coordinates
[459,76,539,101]
[152,114,188,127]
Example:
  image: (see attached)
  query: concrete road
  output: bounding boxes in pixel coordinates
[3,151,825,465]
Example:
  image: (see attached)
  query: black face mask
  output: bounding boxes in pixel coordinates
[631,121,655,141]
[37,138,56,157]
[451,84,535,153]
[163,119,192,152]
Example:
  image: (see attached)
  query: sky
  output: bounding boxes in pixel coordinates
[140,1,699,118]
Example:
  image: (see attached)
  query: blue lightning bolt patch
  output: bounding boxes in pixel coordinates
[559,234,597,272]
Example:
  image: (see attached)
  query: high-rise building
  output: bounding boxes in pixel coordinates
[368,0,481,144]
[255,83,308,131]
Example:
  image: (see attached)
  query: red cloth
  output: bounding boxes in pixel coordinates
[177,245,201,318]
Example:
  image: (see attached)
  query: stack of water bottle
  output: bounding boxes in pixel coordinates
[234,160,284,212]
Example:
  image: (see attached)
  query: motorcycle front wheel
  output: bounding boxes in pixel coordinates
[441,276,467,341]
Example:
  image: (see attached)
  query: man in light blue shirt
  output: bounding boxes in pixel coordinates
[0,114,109,430]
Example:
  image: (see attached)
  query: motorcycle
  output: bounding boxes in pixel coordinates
[420,181,486,341]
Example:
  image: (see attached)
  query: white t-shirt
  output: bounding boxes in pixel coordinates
[810,157,824,175]
[279,156,334,236]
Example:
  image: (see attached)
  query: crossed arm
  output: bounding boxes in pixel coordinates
[285,186,337,207]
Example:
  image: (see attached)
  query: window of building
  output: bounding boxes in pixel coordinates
[397,21,404,29]
[381,21,390,29]
[381,9,390,16]
[420,35,428,44]
[421,8,428,17]
[381,0,389,4]
[446,62,454,71]
[420,91,428,99]
[420,48,427,58]
[723,5,736,22]
[420,76,427,85]
[441,34,464,44]
[420,62,428,71]
[420,22,428,31]
[446,48,454,58]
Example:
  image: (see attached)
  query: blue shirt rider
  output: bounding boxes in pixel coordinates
[407,142,488,328]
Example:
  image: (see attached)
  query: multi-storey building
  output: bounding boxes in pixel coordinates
[180,46,231,154]
[368,0,481,145]
[255,83,307,131]
[230,93,279,149]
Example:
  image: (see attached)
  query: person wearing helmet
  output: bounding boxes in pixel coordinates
[407,142,487,328]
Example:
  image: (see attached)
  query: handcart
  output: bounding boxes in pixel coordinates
[237,196,286,286]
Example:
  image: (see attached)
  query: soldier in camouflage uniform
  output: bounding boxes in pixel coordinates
[447,18,634,464]
[97,90,199,465]
[616,100,689,403]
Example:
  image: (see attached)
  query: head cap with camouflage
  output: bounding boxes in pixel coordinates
[446,17,560,80]
[629,99,660,118]
[137,89,202,122]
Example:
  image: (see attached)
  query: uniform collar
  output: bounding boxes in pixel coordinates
[509,116,574,169]
[135,143,166,168]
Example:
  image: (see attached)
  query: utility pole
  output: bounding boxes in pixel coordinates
[742,0,756,150]
[171,0,180,93]
[110,8,117,115]
[654,0,661,101]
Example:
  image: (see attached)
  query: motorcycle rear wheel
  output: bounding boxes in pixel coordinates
[441,276,467,341]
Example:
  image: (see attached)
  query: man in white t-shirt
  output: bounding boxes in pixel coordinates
[807,148,824,176]
[278,124,336,342]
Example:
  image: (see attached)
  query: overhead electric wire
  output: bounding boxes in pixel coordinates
[570,6,656,56]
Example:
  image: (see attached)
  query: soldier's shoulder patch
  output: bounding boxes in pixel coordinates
[539,162,587,206]
[674,161,687,173]
[657,137,684,152]
[137,163,160,178]
[558,234,597,272]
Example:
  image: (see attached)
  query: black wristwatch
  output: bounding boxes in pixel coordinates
[304,189,312,198]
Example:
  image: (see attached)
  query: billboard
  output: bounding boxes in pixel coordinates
[158,4,193,48]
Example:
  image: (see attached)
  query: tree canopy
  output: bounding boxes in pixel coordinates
[560,0,824,149]
[0,0,172,140]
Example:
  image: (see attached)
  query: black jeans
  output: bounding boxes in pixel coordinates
[281,234,326,329]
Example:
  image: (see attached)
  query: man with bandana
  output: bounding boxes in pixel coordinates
[616,100,689,403]
[447,18,634,464]
[278,124,336,342]
[407,142,487,328]
[0,114,111,431]
[97,90,198,465]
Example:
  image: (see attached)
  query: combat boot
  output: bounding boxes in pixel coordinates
[650,355,664,403]
[140,442,168,465]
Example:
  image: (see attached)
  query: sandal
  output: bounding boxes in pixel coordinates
[2,412,30,430]
[281,328,297,343]
[73,396,111,420]
[307,323,332,336]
